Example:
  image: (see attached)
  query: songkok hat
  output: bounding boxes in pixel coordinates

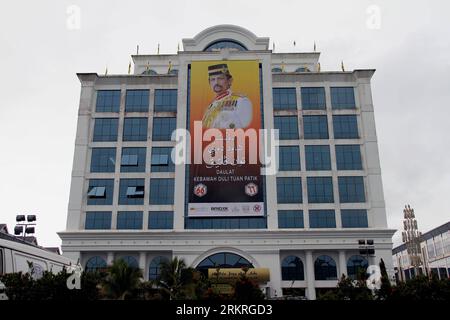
[208,64,231,77]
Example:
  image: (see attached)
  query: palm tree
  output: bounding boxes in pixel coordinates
[155,257,196,299]
[102,259,142,300]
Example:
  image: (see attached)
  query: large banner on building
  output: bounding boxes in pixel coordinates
[188,60,263,217]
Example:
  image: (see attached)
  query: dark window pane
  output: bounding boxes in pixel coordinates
[125,89,149,112]
[151,147,175,172]
[273,88,297,110]
[149,211,174,229]
[117,211,143,229]
[279,146,300,171]
[331,87,356,109]
[87,179,114,205]
[121,147,146,172]
[93,118,118,142]
[336,145,362,170]
[123,117,148,141]
[152,117,176,141]
[307,177,334,203]
[305,145,331,171]
[341,209,368,228]
[303,115,329,139]
[301,87,326,110]
[154,89,177,112]
[85,211,112,229]
[333,115,359,139]
[277,177,302,203]
[96,90,120,112]
[119,179,145,205]
[338,176,366,203]
[274,116,299,140]
[278,210,304,228]
[90,148,116,173]
[309,210,336,228]
[149,179,174,205]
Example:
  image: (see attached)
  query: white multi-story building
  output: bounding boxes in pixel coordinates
[59,25,395,299]
[393,221,450,281]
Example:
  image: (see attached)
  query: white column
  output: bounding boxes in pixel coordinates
[338,251,347,278]
[305,251,316,300]
[139,252,147,280]
[107,252,114,266]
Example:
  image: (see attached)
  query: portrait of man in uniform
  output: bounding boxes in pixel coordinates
[202,63,253,129]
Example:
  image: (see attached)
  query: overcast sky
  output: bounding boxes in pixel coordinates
[0,0,449,248]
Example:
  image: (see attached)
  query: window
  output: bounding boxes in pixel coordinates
[335,145,362,170]
[347,255,368,280]
[185,217,266,229]
[196,253,253,277]
[333,115,359,139]
[118,256,139,269]
[85,256,107,273]
[279,146,300,171]
[274,116,299,140]
[149,256,169,280]
[204,40,247,52]
[278,210,304,228]
[87,179,114,205]
[305,145,331,171]
[119,179,145,205]
[152,117,176,141]
[331,87,356,109]
[301,87,326,110]
[123,117,148,141]
[303,115,329,139]
[271,67,283,73]
[338,176,366,203]
[307,177,334,203]
[121,148,146,172]
[90,148,116,173]
[309,210,336,228]
[93,118,118,142]
[277,177,302,203]
[85,211,112,229]
[282,256,304,280]
[273,88,297,110]
[314,255,337,280]
[96,90,120,112]
[154,89,177,112]
[341,209,368,228]
[150,179,174,205]
[149,211,174,229]
[151,147,175,172]
[125,89,149,112]
[117,211,143,229]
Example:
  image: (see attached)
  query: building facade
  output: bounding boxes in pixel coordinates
[59,25,395,299]
[393,221,450,281]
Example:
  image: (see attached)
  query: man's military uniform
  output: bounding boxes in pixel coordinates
[202,64,253,129]
[202,90,252,129]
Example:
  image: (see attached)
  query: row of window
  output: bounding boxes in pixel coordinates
[96,86,354,114]
[274,115,359,140]
[278,209,368,228]
[87,175,364,206]
[273,87,356,110]
[282,254,368,281]
[279,145,362,171]
[84,253,369,282]
[87,178,174,205]
[85,255,168,280]
[277,176,366,203]
[93,117,176,142]
[92,115,357,142]
[91,147,174,173]
[85,209,367,230]
[96,89,177,113]
[90,144,361,173]
[85,211,173,230]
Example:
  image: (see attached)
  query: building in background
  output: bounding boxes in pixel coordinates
[59,25,394,299]
[393,221,450,281]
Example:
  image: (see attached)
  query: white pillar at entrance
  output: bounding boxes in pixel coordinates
[338,250,347,278]
[139,252,147,280]
[305,251,316,300]
[107,252,114,266]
